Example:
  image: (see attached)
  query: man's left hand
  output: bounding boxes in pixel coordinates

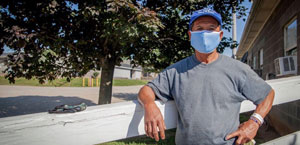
[226,120,259,145]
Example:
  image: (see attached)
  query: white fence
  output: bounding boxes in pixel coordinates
[0,76,300,145]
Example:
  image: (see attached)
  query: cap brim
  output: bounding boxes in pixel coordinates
[192,13,222,25]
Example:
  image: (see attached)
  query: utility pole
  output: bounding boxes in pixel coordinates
[232,6,237,59]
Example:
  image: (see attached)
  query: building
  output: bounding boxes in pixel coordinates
[114,60,142,79]
[237,0,300,80]
[84,60,143,79]
[237,0,300,136]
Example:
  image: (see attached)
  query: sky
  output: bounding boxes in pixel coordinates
[222,1,252,57]
[3,1,252,56]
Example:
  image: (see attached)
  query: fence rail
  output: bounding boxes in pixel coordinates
[262,130,300,145]
[0,76,300,145]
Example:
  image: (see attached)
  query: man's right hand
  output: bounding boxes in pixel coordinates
[144,102,166,142]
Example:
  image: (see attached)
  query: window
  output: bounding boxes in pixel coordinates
[247,54,252,67]
[253,55,256,69]
[259,49,263,68]
[284,17,297,56]
[286,48,297,56]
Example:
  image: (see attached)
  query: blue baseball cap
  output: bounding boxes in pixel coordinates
[189,8,222,30]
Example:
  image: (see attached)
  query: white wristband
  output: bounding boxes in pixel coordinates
[251,113,264,125]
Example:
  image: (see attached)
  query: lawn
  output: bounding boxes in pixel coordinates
[99,129,176,145]
[0,77,148,87]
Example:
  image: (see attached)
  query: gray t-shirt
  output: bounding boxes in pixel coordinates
[147,54,272,145]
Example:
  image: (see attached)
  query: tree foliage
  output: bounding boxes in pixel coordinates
[0,0,247,104]
[0,0,162,83]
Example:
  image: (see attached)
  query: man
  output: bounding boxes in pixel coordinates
[138,8,275,145]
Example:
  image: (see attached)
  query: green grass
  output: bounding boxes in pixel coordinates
[0,76,148,87]
[239,113,250,123]
[113,79,149,86]
[99,129,176,145]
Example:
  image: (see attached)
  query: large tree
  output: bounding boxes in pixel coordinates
[0,0,247,104]
[0,0,163,104]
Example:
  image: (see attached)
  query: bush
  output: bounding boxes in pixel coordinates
[92,72,100,79]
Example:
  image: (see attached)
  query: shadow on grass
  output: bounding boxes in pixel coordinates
[100,128,176,145]
[0,95,97,118]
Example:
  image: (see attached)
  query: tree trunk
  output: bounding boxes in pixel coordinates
[98,58,115,105]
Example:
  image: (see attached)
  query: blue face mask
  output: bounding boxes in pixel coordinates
[190,30,221,54]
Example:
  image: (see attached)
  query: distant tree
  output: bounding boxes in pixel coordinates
[0,0,247,104]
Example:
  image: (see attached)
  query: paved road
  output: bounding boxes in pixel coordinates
[0,85,143,118]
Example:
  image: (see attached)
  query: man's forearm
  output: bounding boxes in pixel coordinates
[138,85,156,107]
[139,85,166,141]
[254,89,275,119]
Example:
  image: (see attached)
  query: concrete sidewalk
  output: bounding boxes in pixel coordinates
[0,85,143,118]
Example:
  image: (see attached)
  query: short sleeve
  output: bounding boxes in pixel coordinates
[241,67,272,105]
[146,69,173,103]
